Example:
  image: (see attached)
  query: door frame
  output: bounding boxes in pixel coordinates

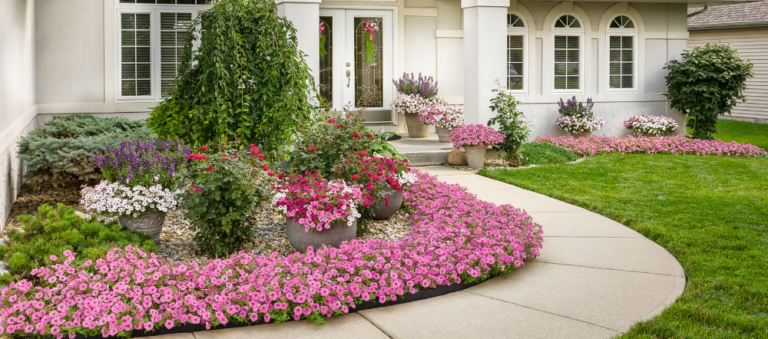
[319,5,399,125]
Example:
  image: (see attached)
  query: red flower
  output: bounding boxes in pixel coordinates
[196,186,201,192]
[207,166,214,172]
[367,133,374,140]
[258,154,266,161]
[328,118,335,123]
[351,174,359,180]
[249,144,254,148]
[251,147,260,155]
[262,164,269,171]
[352,132,359,138]
[278,173,284,180]
[268,171,275,176]
[201,146,209,151]
[309,146,317,151]
[336,124,342,129]
[231,154,237,158]
[360,151,368,157]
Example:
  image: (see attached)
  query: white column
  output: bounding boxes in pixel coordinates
[277,0,321,84]
[461,0,508,125]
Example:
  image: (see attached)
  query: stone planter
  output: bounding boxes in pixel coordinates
[404,113,429,138]
[436,126,452,143]
[285,218,358,253]
[372,187,404,220]
[463,145,487,169]
[570,131,592,138]
[119,211,166,244]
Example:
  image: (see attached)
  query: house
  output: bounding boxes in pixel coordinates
[0,0,752,226]
[688,0,768,123]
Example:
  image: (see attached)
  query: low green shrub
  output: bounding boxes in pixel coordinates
[18,114,154,190]
[518,142,580,166]
[0,203,157,284]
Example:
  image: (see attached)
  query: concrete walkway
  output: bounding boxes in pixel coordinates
[151,166,686,339]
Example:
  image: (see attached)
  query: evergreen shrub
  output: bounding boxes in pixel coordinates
[0,203,157,284]
[18,114,154,190]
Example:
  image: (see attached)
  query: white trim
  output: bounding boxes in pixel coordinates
[435,29,463,38]
[0,105,37,155]
[606,14,638,93]
[550,13,584,94]
[506,12,528,95]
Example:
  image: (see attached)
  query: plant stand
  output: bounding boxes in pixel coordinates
[285,218,358,253]
[119,211,166,244]
[372,188,404,220]
[463,145,487,169]
[435,126,452,143]
[405,113,429,138]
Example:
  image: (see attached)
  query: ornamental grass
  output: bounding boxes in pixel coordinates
[537,135,768,157]
[0,172,542,338]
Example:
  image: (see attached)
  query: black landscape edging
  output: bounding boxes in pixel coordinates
[70,280,480,339]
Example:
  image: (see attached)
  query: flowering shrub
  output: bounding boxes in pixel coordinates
[273,174,364,232]
[450,124,505,149]
[554,97,606,134]
[390,93,447,115]
[392,72,438,99]
[537,135,768,157]
[81,181,182,217]
[623,115,680,136]
[332,153,415,216]
[0,172,542,338]
[95,138,191,190]
[289,108,377,177]
[182,144,277,257]
[418,105,464,130]
[487,86,531,165]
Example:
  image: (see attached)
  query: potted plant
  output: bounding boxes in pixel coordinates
[273,173,364,252]
[82,139,191,243]
[487,84,531,166]
[333,152,416,220]
[391,72,446,138]
[419,105,465,143]
[554,96,606,138]
[450,124,505,169]
[624,115,680,137]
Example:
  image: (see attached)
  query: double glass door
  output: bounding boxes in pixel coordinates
[319,9,394,123]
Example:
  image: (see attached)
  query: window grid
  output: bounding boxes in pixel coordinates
[554,36,579,90]
[160,13,192,95]
[507,14,524,28]
[609,36,633,89]
[507,35,524,90]
[121,13,152,96]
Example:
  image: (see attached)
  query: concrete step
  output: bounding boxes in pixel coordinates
[388,134,500,166]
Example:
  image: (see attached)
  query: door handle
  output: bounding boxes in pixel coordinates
[346,70,351,87]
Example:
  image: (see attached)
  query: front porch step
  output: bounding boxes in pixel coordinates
[388,134,500,166]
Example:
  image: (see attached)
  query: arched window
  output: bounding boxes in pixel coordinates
[607,15,637,91]
[507,14,527,91]
[552,14,583,91]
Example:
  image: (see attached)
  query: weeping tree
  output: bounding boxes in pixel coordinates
[663,43,753,139]
[149,0,316,159]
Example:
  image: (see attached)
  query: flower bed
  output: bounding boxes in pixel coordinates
[623,115,679,136]
[0,172,542,338]
[536,135,768,157]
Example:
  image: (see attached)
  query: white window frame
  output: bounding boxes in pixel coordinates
[551,13,584,94]
[606,14,638,93]
[506,13,528,95]
[115,2,212,102]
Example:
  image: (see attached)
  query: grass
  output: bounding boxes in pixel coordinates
[517,142,580,166]
[687,118,768,151]
[479,154,768,338]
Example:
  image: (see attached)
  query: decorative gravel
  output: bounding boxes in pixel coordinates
[449,157,586,173]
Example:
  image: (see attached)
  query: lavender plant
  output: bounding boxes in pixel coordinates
[94,139,192,190]
[554,96,606,134]
[393,72,438,98]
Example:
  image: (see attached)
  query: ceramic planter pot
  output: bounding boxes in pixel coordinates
[463,145,487,169]
[285,218,358,253]
[571,131,592,138]
[436,126,452,143]
[404,113,429,138]
[372,187,404,220]
[119,211,166,244]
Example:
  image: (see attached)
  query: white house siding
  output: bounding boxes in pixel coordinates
[0,0,38,229]
[688,27,768,121]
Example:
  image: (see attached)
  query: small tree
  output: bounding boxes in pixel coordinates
[149,0,316,160]
[663,43,753,139]
[487,81,531,166]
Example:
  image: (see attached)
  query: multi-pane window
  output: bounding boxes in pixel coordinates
[506,14,525,91]
[554,36,579,90]
[121,14,152,96]
[160,13,192,94]
[609,36,633,89]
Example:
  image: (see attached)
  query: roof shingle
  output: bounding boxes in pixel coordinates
[688,0,768,27]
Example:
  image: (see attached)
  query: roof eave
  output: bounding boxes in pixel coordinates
[689,20,768,30]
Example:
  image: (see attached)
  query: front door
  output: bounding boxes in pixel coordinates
[319,9,394,124]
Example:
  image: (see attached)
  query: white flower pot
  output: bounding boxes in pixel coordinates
[119,211,166,244]
[285,218,358,253]
[463,145,487,169]
[436,126,452,143]
[405,113,429,138]
[570,131,592,138]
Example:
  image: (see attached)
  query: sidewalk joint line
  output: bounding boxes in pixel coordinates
[461,291,622,333]
[356,312,394,338]
[532,261,682,277]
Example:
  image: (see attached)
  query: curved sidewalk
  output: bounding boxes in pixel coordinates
[152,166,686,339]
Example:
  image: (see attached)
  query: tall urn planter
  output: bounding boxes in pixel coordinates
[119,211,166,244]
[570,131,592,138]
[463,145,487,169]
[285,218,358,253]
[405,113,429,138]
[436,126,452,143]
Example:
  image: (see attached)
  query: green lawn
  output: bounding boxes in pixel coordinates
[480,154,768,338]
[689,118,768,151]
